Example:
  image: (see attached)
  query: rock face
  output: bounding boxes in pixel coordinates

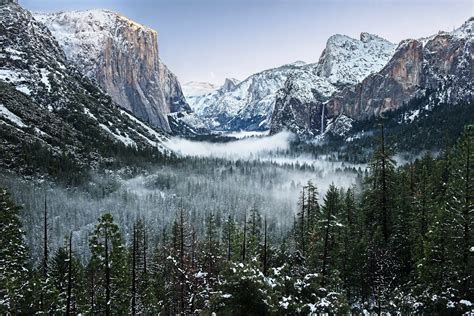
[187,63,316,131]
[327,19,473,123]
[271,18,473,138]
[270,33,396,136]
[0,2,170,172]
[34,10,189,132]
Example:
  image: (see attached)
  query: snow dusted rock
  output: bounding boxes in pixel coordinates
[316,33,396,85]
[189,63,308,131]
[271,33,396,137]
[0,3,170,172]
[271,18,473,138]
[327,18,473,121]
[34,9,189,132]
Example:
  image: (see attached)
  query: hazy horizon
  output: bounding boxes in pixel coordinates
[22,0,473,85]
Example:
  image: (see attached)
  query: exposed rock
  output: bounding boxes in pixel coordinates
[34,10,190,132]
[270,33,396,136]
[327,20,473,121]
[0,2,170,173]
[271,18,473,138]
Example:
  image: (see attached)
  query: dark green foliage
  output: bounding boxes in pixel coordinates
[0,126,472,314]
[0,188,32,314]
[88,213,128,314]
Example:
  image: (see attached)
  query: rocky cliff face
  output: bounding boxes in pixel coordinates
[327,19,472,123]
[0,3,170,172]
[270,33,396,136]
[34,10,190,132]
[271,18,473,138]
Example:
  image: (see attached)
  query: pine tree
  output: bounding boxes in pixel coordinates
[167,208,193,314]
[319,184,341,288]
[89,213,128,315]
[444,127,473,300]
[49,234,85,314]
[246,207,262,261]
[222,215,241,262]
[0,188,31,314]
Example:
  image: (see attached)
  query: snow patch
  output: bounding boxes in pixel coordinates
[0,104,27,128]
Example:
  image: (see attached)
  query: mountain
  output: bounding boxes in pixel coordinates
[34,9,190,133]
[0,2,170,181]
[270,33,397,136]
[271,18,473,138]
[182,81,220,99]
[189,33,396,133]
[186,63,310,131]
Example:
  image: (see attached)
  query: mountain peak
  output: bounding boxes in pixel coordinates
[449,16,473,38]
[360,32,387,43]
[222,78,239,92]
[317,32,396,85]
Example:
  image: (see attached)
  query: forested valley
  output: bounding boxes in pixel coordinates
[1,126,472,315]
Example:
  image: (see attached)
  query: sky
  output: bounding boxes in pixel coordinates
[23,0,473,85]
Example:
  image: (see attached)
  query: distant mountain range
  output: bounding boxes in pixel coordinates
[0,0,472,174]
[177,18,472,142]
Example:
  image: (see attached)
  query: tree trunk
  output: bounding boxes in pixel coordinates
[66,232,73,315]
[263,216,268,276]
[131,225,137,315]
[321,205,332,287]
[105,226,111,316]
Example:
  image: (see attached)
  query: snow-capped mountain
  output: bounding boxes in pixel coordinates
[316,33,396,85]
[34,9,190,133]
[182,81,220,99]
[188,33,396,133]
[185,63,310,131]
[271,17,473,138]
[0,2,170,173]
[269,33,397,136]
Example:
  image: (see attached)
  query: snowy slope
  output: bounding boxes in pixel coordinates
[34,9,189,132]
[316,33,396,85]
[188,63,308,131]
[187,33,396,133]
[0,2,171,171]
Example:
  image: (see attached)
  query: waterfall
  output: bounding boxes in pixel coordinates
[320,104,325,135]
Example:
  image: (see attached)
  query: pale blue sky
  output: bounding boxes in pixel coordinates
[22,0,473,85]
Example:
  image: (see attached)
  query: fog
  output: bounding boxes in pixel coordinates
[2,133,366,262]
[164,131,294,159]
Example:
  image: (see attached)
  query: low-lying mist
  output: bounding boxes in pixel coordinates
[2,133,367,262]
[164,131,294,160]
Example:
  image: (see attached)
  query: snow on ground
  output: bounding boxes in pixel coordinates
[99,123,136,147]
[40,68,52,92]
[0,104,27,128]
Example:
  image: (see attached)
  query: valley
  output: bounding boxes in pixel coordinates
[0,0,472,314]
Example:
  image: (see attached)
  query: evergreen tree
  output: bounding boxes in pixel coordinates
[49,234,85,314]
[222,215,241,262]
[89,213,128,315]
[319,184,342,288]
[0,188,31,314]
[246,207,262,261]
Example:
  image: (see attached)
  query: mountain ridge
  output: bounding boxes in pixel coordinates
[34,9,190,133]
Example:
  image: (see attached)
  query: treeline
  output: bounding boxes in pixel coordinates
[1,127,472,314]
